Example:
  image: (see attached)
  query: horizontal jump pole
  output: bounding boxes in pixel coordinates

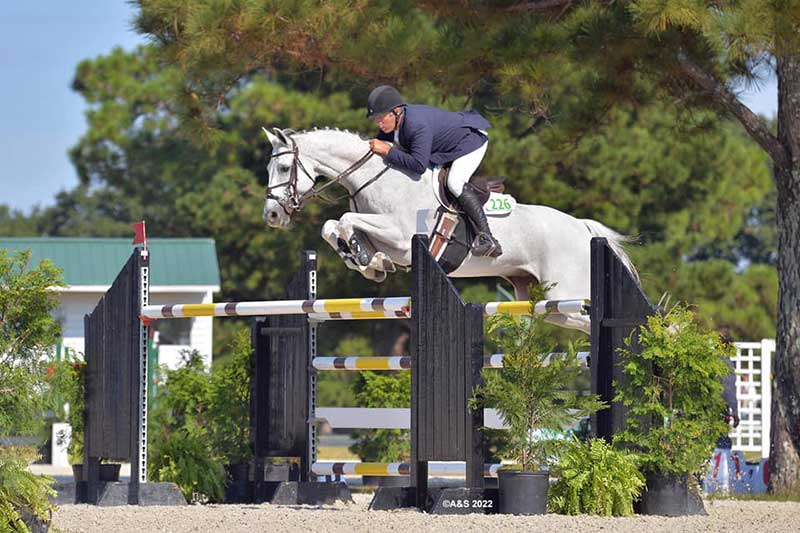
[312,352,590,371]
[314,407,510,429]
[484,299,590,316]
[143,297,588,320]
[311,461,502,478]
[141,297,411,319]
[308,310,409,321]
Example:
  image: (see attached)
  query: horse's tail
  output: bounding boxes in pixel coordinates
[580,219,640,284]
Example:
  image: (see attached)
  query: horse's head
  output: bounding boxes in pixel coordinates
[262,127,318,228]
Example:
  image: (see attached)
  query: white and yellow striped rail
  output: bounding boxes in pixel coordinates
[307,310,409,321]
[142,297,588,320]
[311,461,502,478]
[311,352,590,371]
[483,299,590,316]
[141,297,411,319]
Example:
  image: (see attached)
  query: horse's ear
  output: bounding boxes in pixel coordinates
[273,127,294,146]
[262,126,282,147]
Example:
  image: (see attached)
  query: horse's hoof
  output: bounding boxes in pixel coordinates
[371,271,387,283]
[357,251,371,266]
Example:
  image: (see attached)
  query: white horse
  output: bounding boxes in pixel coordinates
[262,127,637,333]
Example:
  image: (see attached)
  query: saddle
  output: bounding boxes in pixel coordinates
[437,165,506,211]
[428,166,507,274]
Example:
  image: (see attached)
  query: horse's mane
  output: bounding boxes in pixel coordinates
[287,126,370,142]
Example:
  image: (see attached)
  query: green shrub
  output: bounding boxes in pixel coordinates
[149,429,226,503]
[147,351,222,501]
[0,447,55,532]
[207,330,252,464]
[549,438,645,516]
[471,288,604,470]
[613,305,732,476]
[349,371,411,462]
[43,357,85,463]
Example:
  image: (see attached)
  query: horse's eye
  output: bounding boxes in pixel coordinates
[279,165,291,173]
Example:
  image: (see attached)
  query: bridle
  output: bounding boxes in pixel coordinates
[265,136,390,214]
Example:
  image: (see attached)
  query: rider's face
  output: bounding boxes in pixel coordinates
[373,109,399,133]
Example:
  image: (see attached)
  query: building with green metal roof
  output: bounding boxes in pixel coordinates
[0,237,221,369]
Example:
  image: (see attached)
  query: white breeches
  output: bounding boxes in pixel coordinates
[447,135,488,197]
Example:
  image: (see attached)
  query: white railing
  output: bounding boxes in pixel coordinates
[731,339,774,458]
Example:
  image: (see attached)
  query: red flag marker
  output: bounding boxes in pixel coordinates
[131,221,147,247]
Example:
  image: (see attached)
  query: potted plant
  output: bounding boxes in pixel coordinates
[613,304,731,516]
[207,333,254,502]
[471,291,604,515]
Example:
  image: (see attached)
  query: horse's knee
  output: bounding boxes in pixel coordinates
[322,220,339,240]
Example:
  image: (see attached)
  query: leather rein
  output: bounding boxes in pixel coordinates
[265,137,390,214]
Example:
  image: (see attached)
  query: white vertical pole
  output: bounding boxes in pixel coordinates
[138,250,149,483]
[307,253,318,479]
[761,338,774,459]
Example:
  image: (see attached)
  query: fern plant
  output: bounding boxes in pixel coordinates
[150,428,226,503]
[0,447,55,532]
[549,438,645,516]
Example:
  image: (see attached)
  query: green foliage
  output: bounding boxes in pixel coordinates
[207,331,252,464]
[0,249,64,436]
[315,335,371,408]
[0,447,55,532]
[613,305,732,476]
[349,370,411,462]
[549,438,645,516]
[148,339,254,501]
[148,351,221,502]
[472,288,605,470]
[43,358,86,463]
[149,428,226,504]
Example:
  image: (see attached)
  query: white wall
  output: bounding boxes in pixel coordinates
[55,288,214,370]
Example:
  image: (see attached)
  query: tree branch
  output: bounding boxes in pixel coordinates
[675,51,788,167]
[505,0,573,12]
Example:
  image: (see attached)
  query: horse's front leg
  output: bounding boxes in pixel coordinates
[321,219,387,282]
[337,213,406,273]
[322,220,361,271]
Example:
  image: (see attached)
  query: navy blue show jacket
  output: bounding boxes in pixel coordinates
[376,104,490,175]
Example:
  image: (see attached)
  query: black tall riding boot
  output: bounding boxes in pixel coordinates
[458,185,503,257]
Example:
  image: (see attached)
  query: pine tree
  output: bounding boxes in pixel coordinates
[131,0,799,490]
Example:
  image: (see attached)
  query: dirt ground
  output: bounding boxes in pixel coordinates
[52,494,800,533]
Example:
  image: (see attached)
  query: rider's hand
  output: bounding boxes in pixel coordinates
[369,139,392,156]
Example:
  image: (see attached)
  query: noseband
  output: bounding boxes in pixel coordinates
[265,137,389,214]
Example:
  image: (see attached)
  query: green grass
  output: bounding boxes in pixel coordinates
[317,445,359,460]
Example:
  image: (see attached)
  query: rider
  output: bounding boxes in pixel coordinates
[366,85,502,257]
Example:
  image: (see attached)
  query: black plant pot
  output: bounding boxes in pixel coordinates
[638,472,706,516]
[362,475,410,487]
[224,463,252,503]
[497,469,549,515]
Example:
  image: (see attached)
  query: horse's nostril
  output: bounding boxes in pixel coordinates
[268,211,278,220]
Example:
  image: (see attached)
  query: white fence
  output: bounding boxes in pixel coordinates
[731,339,774,458]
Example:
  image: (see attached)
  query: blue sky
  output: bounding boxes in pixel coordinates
[0,2,781,215]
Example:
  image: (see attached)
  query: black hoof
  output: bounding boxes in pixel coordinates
[357,251,371,266]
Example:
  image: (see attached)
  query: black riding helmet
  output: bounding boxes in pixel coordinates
[366,85,405,119]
